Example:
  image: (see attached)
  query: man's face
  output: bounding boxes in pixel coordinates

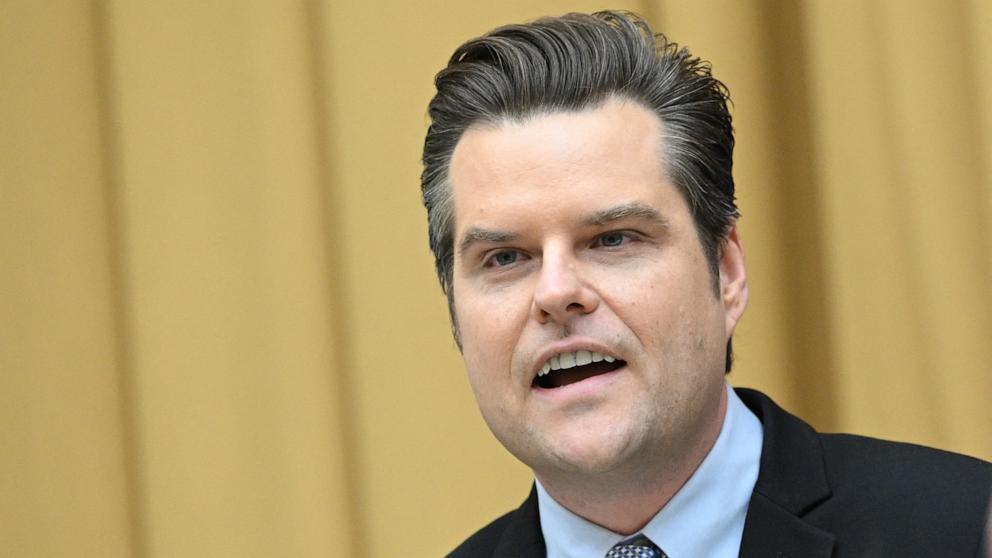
[448,98,748,479]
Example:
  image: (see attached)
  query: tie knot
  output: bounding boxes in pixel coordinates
[604,534,668,558]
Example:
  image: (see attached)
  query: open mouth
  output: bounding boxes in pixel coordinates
[533,359,626,389]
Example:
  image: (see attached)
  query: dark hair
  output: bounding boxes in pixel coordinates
[421,11,739,371]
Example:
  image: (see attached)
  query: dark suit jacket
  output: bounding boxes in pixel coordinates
[448,388,992,557]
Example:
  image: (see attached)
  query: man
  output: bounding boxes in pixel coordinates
[420,11,991,557]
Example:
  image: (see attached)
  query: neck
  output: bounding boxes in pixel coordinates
[536,388,728,535]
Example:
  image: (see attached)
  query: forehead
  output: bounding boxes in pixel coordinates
[448,98,676,229]
[452,99,661,182]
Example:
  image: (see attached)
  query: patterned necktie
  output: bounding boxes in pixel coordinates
[604,534,668,558]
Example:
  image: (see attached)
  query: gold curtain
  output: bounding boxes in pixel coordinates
[2,1,989,556]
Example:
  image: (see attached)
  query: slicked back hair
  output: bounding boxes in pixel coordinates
[421,11,739,371]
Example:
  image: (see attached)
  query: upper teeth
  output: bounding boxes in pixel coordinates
[538,350,616,376]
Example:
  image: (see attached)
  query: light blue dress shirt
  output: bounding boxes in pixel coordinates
[536,383,763,558]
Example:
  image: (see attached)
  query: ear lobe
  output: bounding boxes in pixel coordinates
[719,224,748,337]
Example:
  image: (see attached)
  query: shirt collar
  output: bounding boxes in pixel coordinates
[537,383,764,558]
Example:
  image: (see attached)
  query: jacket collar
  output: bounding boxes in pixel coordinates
[492,485,546,558]
[736,388,835,558]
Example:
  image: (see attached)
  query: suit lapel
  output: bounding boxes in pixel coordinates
[738,492,834,558]
[492,485,546,558]
[736,388,836,558]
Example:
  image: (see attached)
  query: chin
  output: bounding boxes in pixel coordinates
[528,424,646,476]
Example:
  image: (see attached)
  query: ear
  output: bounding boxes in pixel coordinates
[719,224,748,338]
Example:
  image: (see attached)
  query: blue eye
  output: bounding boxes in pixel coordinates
[598,232,628,247]
[489,251,520,267]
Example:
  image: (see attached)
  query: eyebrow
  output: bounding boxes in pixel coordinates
[456,202,669,259]
[582,202,670,228]
[457,227,517,259]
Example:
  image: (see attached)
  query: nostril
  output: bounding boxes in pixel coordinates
[566,302,583,312]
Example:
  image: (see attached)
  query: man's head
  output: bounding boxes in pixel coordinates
[422,11,739,369]
[420,11,748,488]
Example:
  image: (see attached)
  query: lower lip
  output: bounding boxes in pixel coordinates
[530,365,626,401]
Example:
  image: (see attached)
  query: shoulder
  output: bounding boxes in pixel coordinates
[819,432,991,485]
[446,511,516,558]
[812,434,991,554]
[816,432,991,519]
[737,387,991,553]
[738,387,991,495]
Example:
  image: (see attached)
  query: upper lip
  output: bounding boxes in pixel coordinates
[531,339,623,379]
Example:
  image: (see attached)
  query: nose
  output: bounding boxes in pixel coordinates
[532,249,599,325]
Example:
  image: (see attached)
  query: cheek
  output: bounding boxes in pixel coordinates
[605,265,721,349]
[454,285,527,385]
[598,263,675,322]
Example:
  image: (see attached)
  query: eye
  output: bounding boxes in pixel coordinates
[596,231,632,248]
[484,250,523,268]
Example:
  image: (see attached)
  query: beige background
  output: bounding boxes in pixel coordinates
[2,1,990,556]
